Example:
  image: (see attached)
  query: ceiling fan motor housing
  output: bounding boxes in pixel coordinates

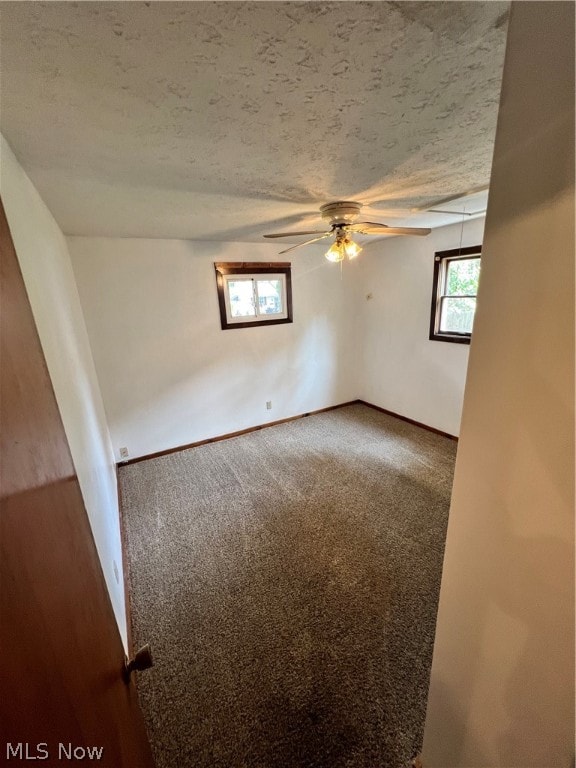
[320,201,362,226]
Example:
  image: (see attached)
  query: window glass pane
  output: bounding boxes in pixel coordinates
[256,279,283,315]
[440,297,477,334]
[228,279,256,317]
[445,258,480,296]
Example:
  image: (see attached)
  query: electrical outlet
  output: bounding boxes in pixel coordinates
[119,446,129,459]
[266,401,272,410]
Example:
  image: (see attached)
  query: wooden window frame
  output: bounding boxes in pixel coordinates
[214,262,293,330]
[429,245,481,345]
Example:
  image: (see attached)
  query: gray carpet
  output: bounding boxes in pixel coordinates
[120,403,456,768]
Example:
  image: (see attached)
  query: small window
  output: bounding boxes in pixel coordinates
[214,262,293,330]
[429,246,481,344]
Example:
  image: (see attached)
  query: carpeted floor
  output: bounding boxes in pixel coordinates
[120,403,457,768]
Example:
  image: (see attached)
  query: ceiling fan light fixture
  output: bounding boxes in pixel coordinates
[343,237,362,259]
[325,240,346,262]
[325,236,362,262]
[266,200,431,258]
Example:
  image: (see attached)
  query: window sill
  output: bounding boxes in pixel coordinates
[429,332,471,345]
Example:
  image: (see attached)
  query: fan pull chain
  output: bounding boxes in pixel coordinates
[458,204,466,255]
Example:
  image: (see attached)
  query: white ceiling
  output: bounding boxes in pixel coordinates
[0,1,508,242]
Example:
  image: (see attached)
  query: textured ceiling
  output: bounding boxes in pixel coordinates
[0,1,509,241]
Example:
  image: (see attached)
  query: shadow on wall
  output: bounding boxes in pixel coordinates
[424,340,574,765]
[421,680,491,767]
[426,518,573,767]
[424,137,575,761]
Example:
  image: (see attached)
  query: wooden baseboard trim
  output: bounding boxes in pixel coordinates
[358,399,458,441]
[118,399,456,469]
[116,466,134,656]
[118,400,361,466]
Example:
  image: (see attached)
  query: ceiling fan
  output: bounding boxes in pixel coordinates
[263,201,431,262]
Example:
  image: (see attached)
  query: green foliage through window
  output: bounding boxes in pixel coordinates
[430,248,482,343]
[446,258,481,296]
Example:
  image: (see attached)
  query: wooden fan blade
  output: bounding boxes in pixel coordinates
[348,221,390,231]
[373,227,431,236]
[351,222,431,236]
[264,230,330,238]
[278,234,332,254]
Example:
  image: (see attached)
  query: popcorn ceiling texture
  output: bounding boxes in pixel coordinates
[0,2,508,240]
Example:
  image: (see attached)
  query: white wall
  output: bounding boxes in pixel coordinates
[422,2,574,766]
[357,216,485,436]
[68,221,486,460]
[0,137,129,650]
[68,237,361,460]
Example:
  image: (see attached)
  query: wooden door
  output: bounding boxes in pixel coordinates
[0,198,155,767]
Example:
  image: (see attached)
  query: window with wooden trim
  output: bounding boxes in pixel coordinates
[214,262,293,330]
[429,246,481,344]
